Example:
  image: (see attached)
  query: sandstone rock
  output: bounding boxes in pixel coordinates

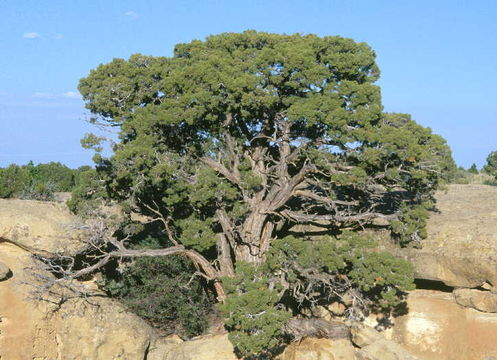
[350,324,384,348]
[0,261,10,280]
[356,339,419,360]
[52,298,170,360]
[1,185,497,360]
[326,301,347,316]
[279,338,356,360]
[453,288,497,313]
[405,251,497,289]
[391,289,497,360]
[162,334,237,360]
[482,282,493,290]
[0,243,171,360]
[0,198,85,254]
[402,185,497,289]
[350,324,419,360]
[312,303,346,322]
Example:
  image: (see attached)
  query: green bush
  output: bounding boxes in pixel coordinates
[390,202,430,246]
[451,166,473,184]
[218,232,414,358]
[102,237,215,338]
[484,151,497,180]
[483,178,497,186]
[18,182,57,201]
[218,263,292,359]
[0,164,30,198]
[265,232,415,311]
[67,168,107,215]
[27,161,76,192]
[467,163,479,174]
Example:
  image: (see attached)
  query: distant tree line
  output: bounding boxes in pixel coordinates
[0,161,91,200]
[449,152,497,186]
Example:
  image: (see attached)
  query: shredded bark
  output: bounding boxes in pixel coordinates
[284,318,350,341]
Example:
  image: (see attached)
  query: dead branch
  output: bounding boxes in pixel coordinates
[284,318,350,342]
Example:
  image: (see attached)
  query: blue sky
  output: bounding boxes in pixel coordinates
[1,0,496,168]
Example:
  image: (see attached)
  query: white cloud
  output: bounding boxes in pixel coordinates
[62,91,81,99]
[23,32,40,39]
[125,10,139,19]
[33,92,55,99]
[32,91,81,100]
[55,33,64,40]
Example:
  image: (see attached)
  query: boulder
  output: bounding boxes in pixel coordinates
[52,298,170,360]
[350,324,419,360]
[391,290,497,360]
[0,198,85,254]
[350,324,384,348]
[355,339,419,360]
[0,243,171,360]
[313,302,347,321]
[162,334,237,360]
[403,185,497,289]
[453,288,497,313]
[278,338,356,360]
[0,261,10,280]
[2,185,497,359]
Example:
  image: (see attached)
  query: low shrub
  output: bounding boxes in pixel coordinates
[102,237,215,338]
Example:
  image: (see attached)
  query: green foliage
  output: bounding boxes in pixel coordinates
[373,113,456,191]
[0,164,30,198]
[81,133,105,152]
[27,161,77,192]
[76,31,455,356]
[450,164,494,185]
[483,178,497,186]
[218,263,292,358]
[176,216,218,251]
[266,232,415,310]
[0,161,87,200]
[19,182,57,201]
[347,251,415,308]
[67,168,107,215]
[484,151,497,178]
[219,233,414,357]
[390,202,430,246]
[467,163,479,174]
[451,166,472,184]
[102,237,214,338]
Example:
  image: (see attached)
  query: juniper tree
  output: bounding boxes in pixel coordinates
[468,163,479,174]
[484,151,497,178]
[62,31,454,356]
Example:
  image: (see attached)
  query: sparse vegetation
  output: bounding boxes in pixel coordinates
[102,237,215,338]
[468,163,479,174]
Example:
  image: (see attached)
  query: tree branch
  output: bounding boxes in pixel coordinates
[200,157,242,187]
[280,209,396,226]
[293,190,360,207]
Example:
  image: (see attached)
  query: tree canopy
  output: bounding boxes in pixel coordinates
[69,31,455,357]
[484,151,497,178]
[468,163,479,174]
